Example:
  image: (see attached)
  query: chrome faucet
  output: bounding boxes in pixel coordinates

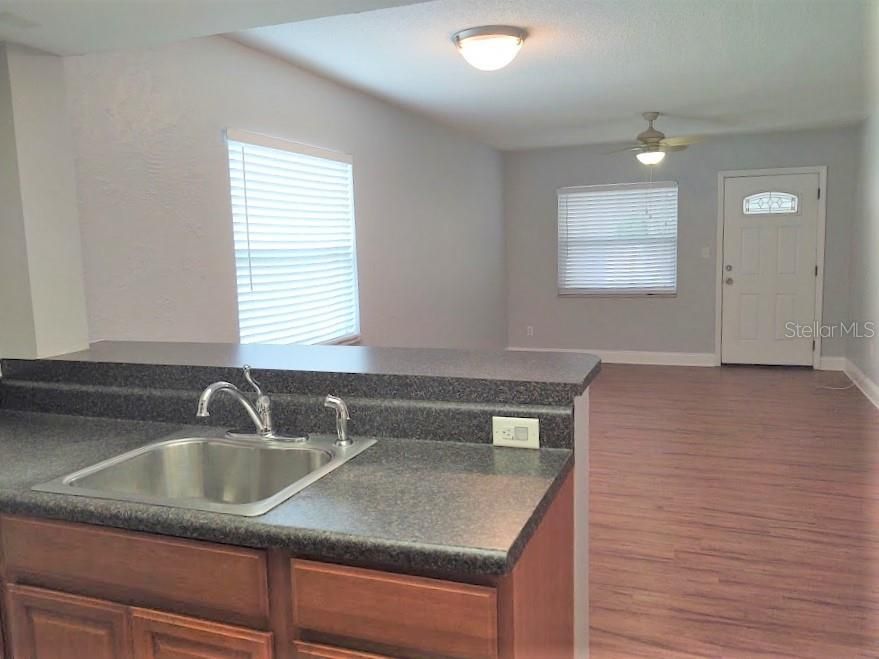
[196,365,275,438]
[323,395,352,446]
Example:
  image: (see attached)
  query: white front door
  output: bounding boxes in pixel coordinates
[721,173,820,365]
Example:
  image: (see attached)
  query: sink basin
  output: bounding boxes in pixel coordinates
[33,435,375,516]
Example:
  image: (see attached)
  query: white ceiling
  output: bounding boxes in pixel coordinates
[235,0,868,150]
[0,0,433,56]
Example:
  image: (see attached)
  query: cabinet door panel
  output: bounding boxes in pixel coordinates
[294,642,390,658]
[5,584,131,659]
[132,608,272,659]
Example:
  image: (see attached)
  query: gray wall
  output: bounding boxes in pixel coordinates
[504,126,861,357]
[0,45,89,359]
[65,36,506,350]
[0,45,35,358]
[848,3,879,382]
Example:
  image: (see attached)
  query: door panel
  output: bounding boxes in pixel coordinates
[5,584,131,659]
[721,173,819,365]
[131,608,272,659]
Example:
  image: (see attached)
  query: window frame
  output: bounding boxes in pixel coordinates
[225,129,361,346]
[556,181,679,298]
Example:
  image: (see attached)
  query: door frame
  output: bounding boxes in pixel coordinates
[714,166,827,367]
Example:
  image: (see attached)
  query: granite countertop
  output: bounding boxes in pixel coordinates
[0,410,572,578]
[47,341,601,390]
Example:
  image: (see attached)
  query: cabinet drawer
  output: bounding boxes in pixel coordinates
[294,642,389,658]
[0,516,269,628]
[292,560,497,659]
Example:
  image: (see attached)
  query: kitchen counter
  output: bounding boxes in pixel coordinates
[48,341,600,390]
[2,341,600,408]
[3,342,600,447]
[0,409,572,578]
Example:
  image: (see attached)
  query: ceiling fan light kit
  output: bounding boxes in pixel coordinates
[453,26,527,71]
[636,150,666,165]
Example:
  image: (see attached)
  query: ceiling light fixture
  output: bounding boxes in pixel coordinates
[636,150,666,166]
[453,26,527,71]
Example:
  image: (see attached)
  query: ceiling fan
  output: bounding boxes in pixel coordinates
[611,112,700,165]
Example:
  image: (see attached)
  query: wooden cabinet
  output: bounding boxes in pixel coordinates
[0,470,574,659]
[5,584,131,659]
[131,609,272,659]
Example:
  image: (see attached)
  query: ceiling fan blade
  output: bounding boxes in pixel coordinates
[604,144,642,154]
[661,144,688,152]
[661,135,703,147]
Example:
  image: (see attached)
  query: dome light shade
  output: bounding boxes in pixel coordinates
[636,150,666,165]
[453,26,526,71]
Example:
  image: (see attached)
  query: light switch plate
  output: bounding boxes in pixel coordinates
[492,416,540,449]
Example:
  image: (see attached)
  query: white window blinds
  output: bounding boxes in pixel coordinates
[226,130,359,345]
[557,181,678,295]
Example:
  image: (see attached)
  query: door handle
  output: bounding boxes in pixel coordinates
[725,277,734,285]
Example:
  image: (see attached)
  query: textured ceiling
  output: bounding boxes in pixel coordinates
[0,0,433,55]
[235,0,867,150]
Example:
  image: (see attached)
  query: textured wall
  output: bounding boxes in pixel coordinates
[504,126,861,357]
[65,36,506,350]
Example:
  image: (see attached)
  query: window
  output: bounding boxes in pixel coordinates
[226,130,359,345]
[743,191,798,215]
[557,182,678,295]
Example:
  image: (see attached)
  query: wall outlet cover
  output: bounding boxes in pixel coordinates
[492,416,540,449]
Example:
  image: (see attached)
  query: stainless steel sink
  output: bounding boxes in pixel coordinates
[34,435,375,516]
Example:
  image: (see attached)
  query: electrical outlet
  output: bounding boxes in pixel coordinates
[492,416,540,449]
[526,325,534,337]
[701,246,711,259]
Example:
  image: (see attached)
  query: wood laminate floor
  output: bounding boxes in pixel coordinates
[589,364,879,658]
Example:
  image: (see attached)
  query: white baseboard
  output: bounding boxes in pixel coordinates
[843,358,879,410]
[817,356,847,371]
[507,346,715,367]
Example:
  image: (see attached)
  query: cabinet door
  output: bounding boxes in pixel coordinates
[132,608,272,659]
[294,642,390,658]
[5,584,131,659]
